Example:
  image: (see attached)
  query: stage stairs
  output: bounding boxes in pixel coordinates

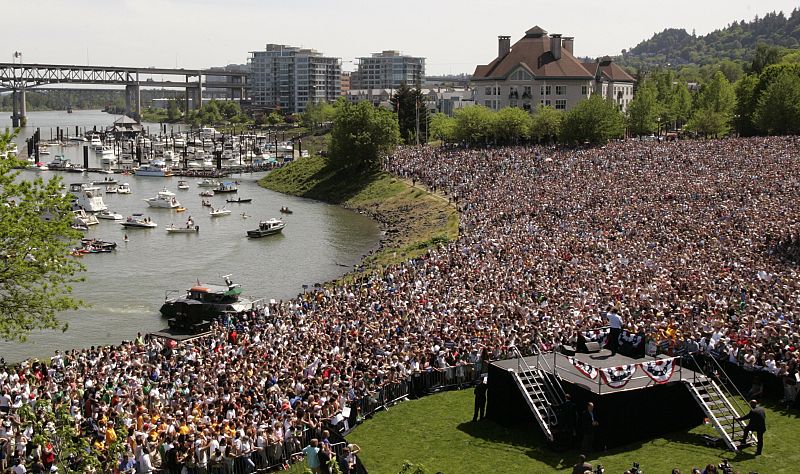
[683,355,757,451]
[508,345,567,442]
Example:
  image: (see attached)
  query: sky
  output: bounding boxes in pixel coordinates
[1,0,798,76]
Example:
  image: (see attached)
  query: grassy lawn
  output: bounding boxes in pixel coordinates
[343,389,800,474]
[260,155,458,270]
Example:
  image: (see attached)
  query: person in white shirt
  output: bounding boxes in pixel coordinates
[605,308,623,356]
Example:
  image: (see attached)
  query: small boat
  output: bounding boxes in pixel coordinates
[98,169,115,175]
[209,208,231,217]
[166,224,200,234]
[80,238,117,250]
[72,209,99,226]
[116,183,132,194]
[279,206,293,214]
[99,176,118,185]
[105,184,118,194]
[70,223,89,231]
[199,190,215,197]
[175,207,187,212]
[201,199,212,207]
[247,218,285,238]
[197,178,219,188]
[177,180,190,190]
[97,210,124,220]
[226,197,252,204]
[120,214,157,228]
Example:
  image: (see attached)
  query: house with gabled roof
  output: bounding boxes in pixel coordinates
[471,26,635,112]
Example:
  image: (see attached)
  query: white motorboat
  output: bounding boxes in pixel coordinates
[163,150,175,162]
[116,183,132,194]
[120,214,157,228]
[135,160,172,177]
[89,135,103,149]
[105,184,118,194]
[72,209,99,227]
[166,222,199,233]
[177,180,190,190]
[197,178,219,188]
[97,210,124,220]
[144,188,181,208]
[247,218,285,238]
[98,146,117,165]
[209,207,231,217]
[70,182,108,212]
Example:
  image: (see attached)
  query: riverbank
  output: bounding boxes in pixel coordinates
[260,155,458,270]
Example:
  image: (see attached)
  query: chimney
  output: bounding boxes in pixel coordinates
[562,37,574,55]
[498,36,511,57]
[550,34,562,60]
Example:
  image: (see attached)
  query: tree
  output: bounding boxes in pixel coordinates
[303,101,336,131]
[453,105,495,145]
[492,107,531,144]
[671,82,694,129]
[688,71,736,137]
[626,79,661,136]
[750,43,783,74]
[734,73,760,136]
[428,112,456,142]
[686,107,730,137]
[166,99,181,122]
[391,83,426,144]
[753,69,800,134]
[0,130,85,342]
[266,111,284,126]
[529,105,562,143]
[329,101,400,169]
[559,96,625,144]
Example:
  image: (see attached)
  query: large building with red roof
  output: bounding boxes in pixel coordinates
[471,26,635,112]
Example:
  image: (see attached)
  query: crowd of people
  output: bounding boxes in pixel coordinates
[1,136,800,472]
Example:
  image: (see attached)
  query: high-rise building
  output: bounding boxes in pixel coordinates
[248,44,341,114]
[351,51,425,90]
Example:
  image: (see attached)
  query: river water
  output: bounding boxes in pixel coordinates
[0,111,381,361]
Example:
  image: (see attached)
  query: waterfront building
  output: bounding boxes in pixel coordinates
[351,50,425,90]
[206,64,250,100]
[346,87,473,116]
[471,26,634,112]
[340,72,351,96]
[248,44,341,114]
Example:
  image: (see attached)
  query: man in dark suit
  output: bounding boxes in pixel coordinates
[737,399,766,455]
[472,377,488,421]
[580,402,599,454]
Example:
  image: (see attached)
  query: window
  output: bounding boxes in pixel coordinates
[540,99,551,107]
[510,69,533,81]
[522,86,532,98]
[540,85,551,96]
[581,85,588,95]
[485,87,492,96]
[555,99,567,110]
[555,85,567,95]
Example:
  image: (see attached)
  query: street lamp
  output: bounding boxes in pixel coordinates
[12,51,22,64]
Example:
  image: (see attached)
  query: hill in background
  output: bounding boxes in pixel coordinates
[617,9,800,70]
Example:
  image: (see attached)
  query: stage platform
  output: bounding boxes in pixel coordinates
[148,328,212,342]
[491,349,700,395]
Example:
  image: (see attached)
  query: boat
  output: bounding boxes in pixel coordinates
[105,184,118,194]
[199,190,214,197]
[209,207,231,217]
[177,180,190,190]
[69,136,87,142]
[89,135,102,149]
[166,218,199,234]
[72,209,99,227]
[120,214,157,228]
[213,182,238,193]
[160,275,256,327]
[247,218,285,238]
[70,223,88,231]
[279,206,293,214]
[163,150,175,162]
[97,210,124,220]
[97,146,116,164]
[47,155,71,170]
[226,197,252,204]
[144,188,181,209]
[80,238,117,250]
[175,207,187,212]
[70,183,108,213]
[201,199,212,207]
[135,160,172,177]
[197,178,219,188]
[99,176,118,185]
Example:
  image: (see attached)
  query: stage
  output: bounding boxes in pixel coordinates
[487,349,706,449]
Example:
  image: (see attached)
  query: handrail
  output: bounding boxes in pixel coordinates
[687,353,749,442]
[702,353,753,423]
[533,343,567,405]
[508,345,557,426]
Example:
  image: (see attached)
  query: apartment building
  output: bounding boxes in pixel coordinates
[351,50,425,90]
[248,44,341,114]
[471,26,634,112]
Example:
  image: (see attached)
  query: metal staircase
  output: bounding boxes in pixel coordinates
[508,345,566,442]
[683,355,756,451]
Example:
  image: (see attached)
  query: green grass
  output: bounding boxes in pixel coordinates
[344,389,800,474]
[260,155,458,269]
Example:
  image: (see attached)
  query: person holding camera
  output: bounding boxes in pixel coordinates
[736,399,766,455]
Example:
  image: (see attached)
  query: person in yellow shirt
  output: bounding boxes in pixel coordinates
[105,421,118,445]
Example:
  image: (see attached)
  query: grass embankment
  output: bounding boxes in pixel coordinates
[260,155,458,270]
[345,390,800,474]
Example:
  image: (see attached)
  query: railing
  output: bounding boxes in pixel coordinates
[688,353,752,432]
[508,345,559,428]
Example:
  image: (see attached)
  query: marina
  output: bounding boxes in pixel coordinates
[0,109,381,362]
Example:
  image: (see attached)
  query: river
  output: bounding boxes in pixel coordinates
[0,110,381,361]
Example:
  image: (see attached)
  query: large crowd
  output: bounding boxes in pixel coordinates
[2,136,800,473]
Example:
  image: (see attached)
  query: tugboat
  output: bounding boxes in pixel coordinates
[246,218,285,238]
[160,275,256,333]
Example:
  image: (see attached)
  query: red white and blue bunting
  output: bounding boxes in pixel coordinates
[583,328,610,345]
[640,358,676,384]
[568,356,599,380]
[599,364,637,388]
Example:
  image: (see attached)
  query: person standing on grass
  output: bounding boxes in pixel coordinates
[737,399,766,455]
[302,438,321,474]
[472,377,488,421]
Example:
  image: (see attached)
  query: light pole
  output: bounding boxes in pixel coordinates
[13,51,22,64]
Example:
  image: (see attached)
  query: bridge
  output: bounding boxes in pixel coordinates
[0,62,249,126]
